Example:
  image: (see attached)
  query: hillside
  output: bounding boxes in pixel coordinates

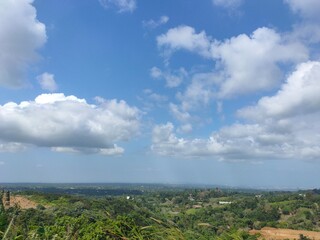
[0,185,320,239]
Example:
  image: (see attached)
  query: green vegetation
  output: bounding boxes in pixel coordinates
[0,184,320,239]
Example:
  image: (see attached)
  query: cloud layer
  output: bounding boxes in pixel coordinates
[152,61,320,161]
[0,94,141,155]
[0,0,47,88]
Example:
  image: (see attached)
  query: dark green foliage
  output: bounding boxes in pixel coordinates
[0,192,8,233]
[299,234,312,240]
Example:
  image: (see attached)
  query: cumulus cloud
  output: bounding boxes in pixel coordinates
[151,120,320,161]
[152,122,231,160]
[239,61,320,120]
[213,27,308,98]
[143,16,169,29]
[37,72,58,92]
[157,26,308,98]
[152,61,320,161]
[99,0,136,13]
[150,122,222,159]
[150,66,187,88]
[157,26,211,58]
[0,0,47,88]
[0,93,140,155]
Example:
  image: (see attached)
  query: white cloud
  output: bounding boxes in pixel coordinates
[213,27,308,98]
[157,26,211,58]
[290,23,320,44]
[151,122,227,159]
[99,0,136,13]
[138,89,168,112]
[142,89,168,105]
[238,61,320,120]
[285,1,320,45]
[236,61,320,159]
[143,16,169,29]
[148,93,168,103]
[178,123,193,134]
[151,121,320,161]
[152,122,176,146]
[0,93,140,155]
[150,67,162,79]
[157,26,307,98]
[169,103,191,122]
[0,0,47,88]
[152,61,320,161]
[164,69,186,88]
[150,66,187,88]
[212,0,243,9]
[285,0,320,20]
[177,72,220,111]
[37,72,58,92]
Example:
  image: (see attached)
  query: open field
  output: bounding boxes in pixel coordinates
[10,195,39,209]
[2,195,38,209]
[250,227,320,240]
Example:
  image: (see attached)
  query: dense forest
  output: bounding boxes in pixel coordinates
[0,184,320,239]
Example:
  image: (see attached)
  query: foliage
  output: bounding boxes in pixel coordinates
[0,186,320,239]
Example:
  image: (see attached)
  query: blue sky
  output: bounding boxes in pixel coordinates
[0,0,320,188]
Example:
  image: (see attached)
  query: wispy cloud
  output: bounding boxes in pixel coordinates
[37,72,58,92]
[99,0,136,13]
[284,0,320,20]
[143,16,169,29]
[150,66,187,88]
[212,0,243,10]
